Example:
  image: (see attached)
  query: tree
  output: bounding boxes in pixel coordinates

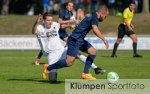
[142,0,149,13]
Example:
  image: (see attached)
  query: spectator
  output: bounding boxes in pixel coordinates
[83,0,89,12]
[73,0,79,10]
[43,0,52,13]
[52,0,60,13]
[108,0,116,15]
[60,0,66,9]
[134,0,139,13]
[78,0,84,10]
[91,0,97,12]
[1,0,9,15]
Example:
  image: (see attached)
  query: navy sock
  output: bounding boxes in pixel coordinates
[47,59,68,71]
[83,55,96,74]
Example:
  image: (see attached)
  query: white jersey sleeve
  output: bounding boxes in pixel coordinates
[36,24,48,55]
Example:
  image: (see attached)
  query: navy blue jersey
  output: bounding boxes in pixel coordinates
[59,9,73,20]
[58,9,73,40]
[70,12,99,40]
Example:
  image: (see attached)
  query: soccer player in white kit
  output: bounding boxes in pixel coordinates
[32,12,66,82]
[32,12,105,82]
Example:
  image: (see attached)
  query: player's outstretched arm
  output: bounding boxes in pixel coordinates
[92,25,109,48]
[32,14,42,34]
[60,23,76,29]
[58,18,73,25]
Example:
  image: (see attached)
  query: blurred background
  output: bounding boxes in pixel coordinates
[0,0,149,35]
[0,0,150,15]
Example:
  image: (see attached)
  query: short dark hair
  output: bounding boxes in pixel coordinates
[64,1,74,9]
[96,5,108,13]
[43,12,53,20]
[129,1,136,5]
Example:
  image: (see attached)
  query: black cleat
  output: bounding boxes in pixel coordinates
[111,54,117,58]
[133,54,142,58]
[94,67,106,74]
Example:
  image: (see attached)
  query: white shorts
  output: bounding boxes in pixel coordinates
[47,47,67,72]
[47,47,67,65]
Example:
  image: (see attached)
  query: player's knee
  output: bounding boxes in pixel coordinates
[116,39,122,44]
[66,56,76,67]
[66,62,73,67]
[92,49,97,55]
[133,38,137,43]
[130,34,137,42]
[66,60,74,67]
[88,48,96,55]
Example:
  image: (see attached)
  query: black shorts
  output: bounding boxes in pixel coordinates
[118,24,135,38]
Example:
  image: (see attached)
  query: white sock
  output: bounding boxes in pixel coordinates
[78,55,98,69]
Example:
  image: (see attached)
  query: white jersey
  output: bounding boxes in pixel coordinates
[36,22,64,55]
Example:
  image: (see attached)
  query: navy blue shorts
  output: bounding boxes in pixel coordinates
[67,37,92,57]
[59,29,69,40]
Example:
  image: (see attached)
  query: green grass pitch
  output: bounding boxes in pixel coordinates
[0,50,150,94]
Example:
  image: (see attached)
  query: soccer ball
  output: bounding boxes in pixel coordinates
[107,72,119,83]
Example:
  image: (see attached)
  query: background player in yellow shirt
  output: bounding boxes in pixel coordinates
[111,1,142,58]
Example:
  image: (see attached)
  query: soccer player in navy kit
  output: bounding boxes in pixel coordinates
[58,1,106,75]
[47,5,109,80]
[58,1,75,42]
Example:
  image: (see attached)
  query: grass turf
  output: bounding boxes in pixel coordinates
[0,50,150,94]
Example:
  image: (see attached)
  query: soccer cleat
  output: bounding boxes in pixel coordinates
[35,56,40,65]
[42,72,47,80]
[81,73,96,80]
[42,64,49,79]
[111,54,117,58]
[94,67,106,74]
[133,54,142,58]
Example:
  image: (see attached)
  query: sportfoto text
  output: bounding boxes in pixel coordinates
[70,82,145,91]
